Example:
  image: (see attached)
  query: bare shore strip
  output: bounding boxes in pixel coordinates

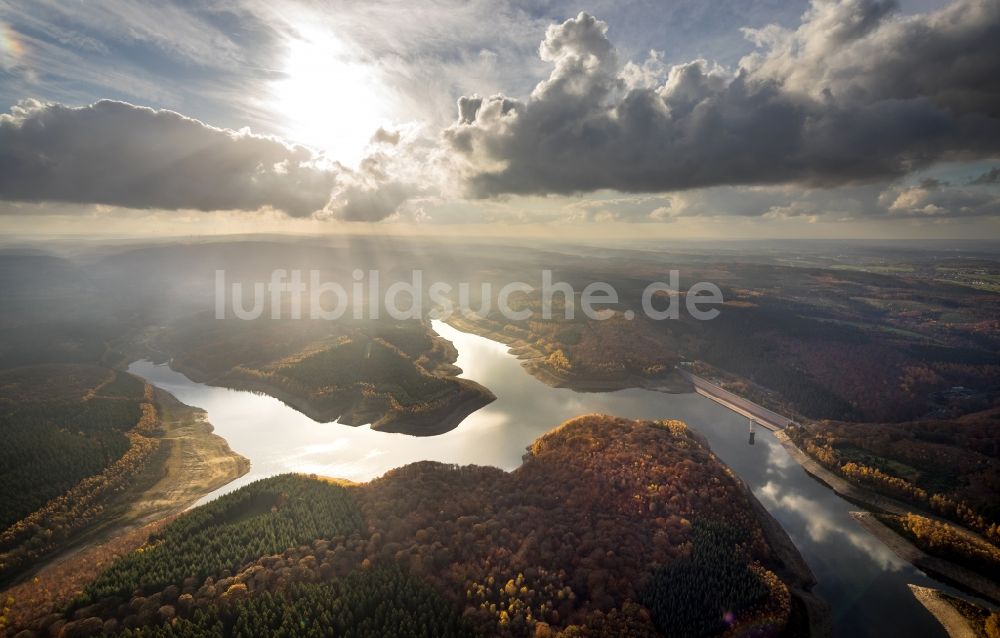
[908,585,977,638]
[852,511,1000,604]
[126,388,249,523]
[0,388,248,628]
[443,315,693,393]
[742,475,833,638]
[773,430,912,516]
[774,430,1000,608]
[164,328,497,437]
[5,388,248,582]
[443,316,1000,608]
[208,372,496,436]
[663,367,1000,604]
[451,317,831,635]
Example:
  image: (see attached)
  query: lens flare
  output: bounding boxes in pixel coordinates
[0,22,25,69]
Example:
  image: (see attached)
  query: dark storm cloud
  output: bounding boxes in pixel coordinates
[969,167,1000,185]
[320,149,422,222]
[328,181,415,222]
[446,0,1000,199]
[0,99,338,216]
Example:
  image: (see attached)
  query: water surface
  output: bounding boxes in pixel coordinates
[130,320,953,637]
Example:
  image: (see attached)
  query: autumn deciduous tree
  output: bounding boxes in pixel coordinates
[17,416,795,638]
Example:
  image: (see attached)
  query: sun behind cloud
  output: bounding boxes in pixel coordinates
[271,26,390,166]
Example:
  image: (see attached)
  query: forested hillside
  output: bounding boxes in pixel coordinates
[0,366,143,529]
[446,300,684,391]
[787,413,1000,540]
[151,315,495,435]
[0,365,159,584]
[8,415,810,638]
[451,258,999,424]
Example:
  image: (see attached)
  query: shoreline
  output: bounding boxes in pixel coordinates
[852,511,1000,604]
[132,321,986,637]
[444,315,693,394]
[5,415,833,638]
[908,585,977,638]
[441,316,1000,617]
[735,463,833,637]
[776,430,1000,608]
[749,492,833,637]
[367,380,497,436]
[193,372,496,437]
[0,388,248,630]
[141,343,831,638]
[773,430,913,516]
[163,328,497,437]
[652,422,831,636]
[125,388,250,522]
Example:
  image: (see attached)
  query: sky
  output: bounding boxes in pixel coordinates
[0,0,998,239]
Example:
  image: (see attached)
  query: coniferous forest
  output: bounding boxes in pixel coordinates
[0,366,159,585]
[0,366,146,530]
[8,415,803,638]
[3,0,1000,628]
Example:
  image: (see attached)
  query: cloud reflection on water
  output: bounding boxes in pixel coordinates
[129,320,949,637]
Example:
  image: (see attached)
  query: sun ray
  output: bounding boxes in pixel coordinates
[271,27,389,166]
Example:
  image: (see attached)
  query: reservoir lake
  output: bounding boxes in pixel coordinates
[130,320,959,637]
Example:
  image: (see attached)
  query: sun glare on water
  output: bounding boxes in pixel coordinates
[272,29,389,166]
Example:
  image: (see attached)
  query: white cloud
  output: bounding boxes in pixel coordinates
[0,99,338,217]
[3,0,998,225]
[881,179,1000,217]
[446,1,1000,200]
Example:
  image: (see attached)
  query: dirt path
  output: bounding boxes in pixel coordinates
[909,585,977,638]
